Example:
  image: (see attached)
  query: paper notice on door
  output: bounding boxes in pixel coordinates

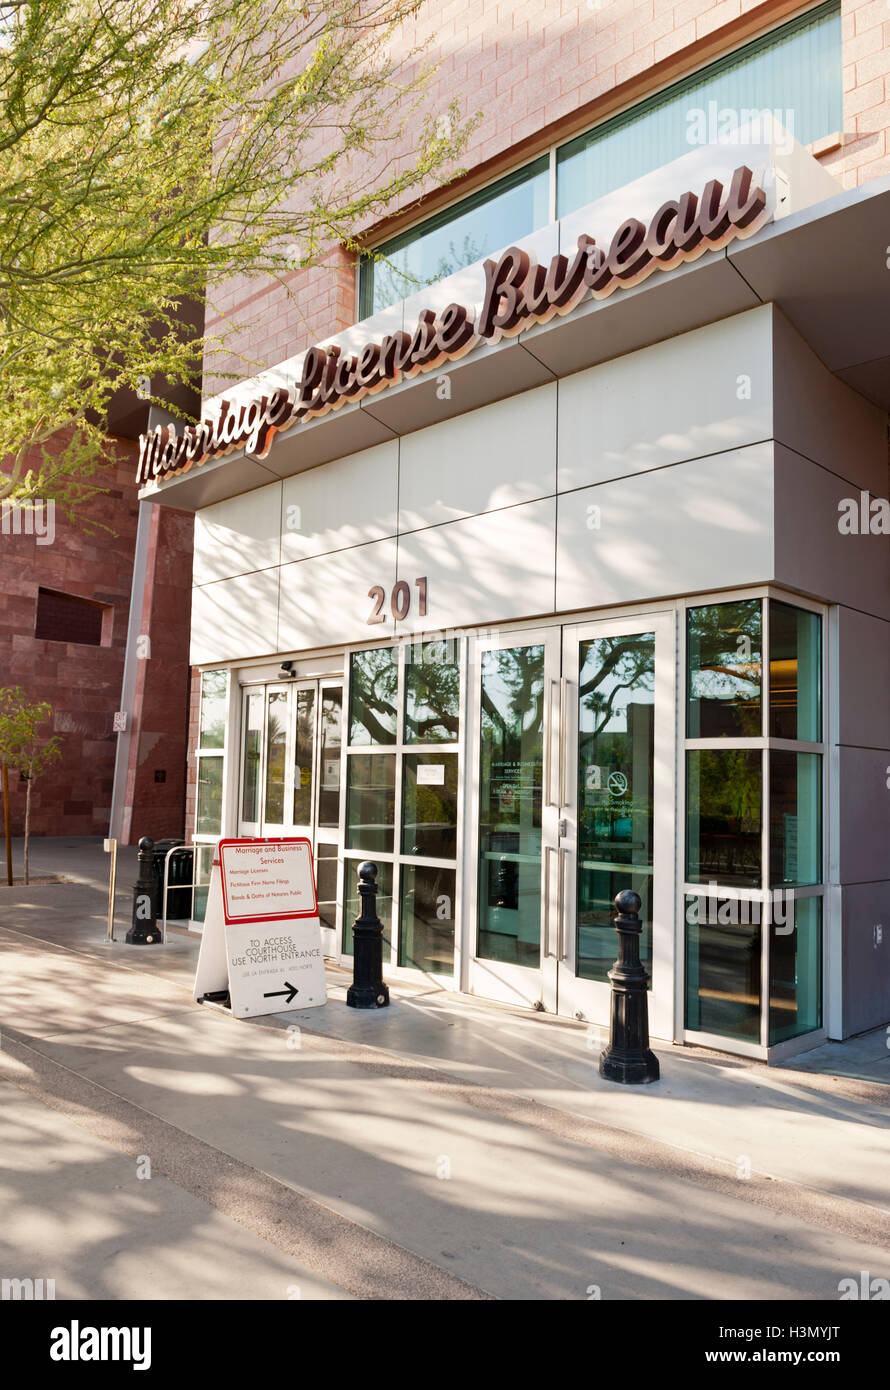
[417,764,446,786]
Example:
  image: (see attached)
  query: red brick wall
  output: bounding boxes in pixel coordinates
[0,438,139,836]
[204,0,879,395]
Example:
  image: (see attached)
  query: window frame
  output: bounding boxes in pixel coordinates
[341,635,465,982]
[356,0,841,320]
[678,587,828,1059]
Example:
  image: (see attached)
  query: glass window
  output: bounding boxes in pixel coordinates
[769,897,822,1044]
[685,894,761,1042]
[769,752,821,887]
[192,843,215,924]
[317,688,343,828]
[769,602,821,741]
[199,670,228,749]
[360,157,550,317]
[264,689,288,823]
[345,753,396,854]
[342,858,393,957]
[687,600,762,737]
[196,756,223,836]
[316,843,339,934]
[240,691,263,823]
[686,749,762,888]
[577,633,655,984]
[399,865,455,973]
[402,753,458,859]
[292,688,315,826]
[557,3,842,217]
[477,645,544,968]
[348,648,398,746]
[405,640,460,743]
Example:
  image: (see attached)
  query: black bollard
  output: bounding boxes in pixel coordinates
[346,861,390,1009]
[126,836,161,945]
[599,889,660,1084]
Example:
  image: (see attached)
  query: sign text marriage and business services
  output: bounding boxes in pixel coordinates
[137,165,768,486]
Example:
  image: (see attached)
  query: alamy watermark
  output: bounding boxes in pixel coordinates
[686,102,795,156]
[686,882,795,934]
[0,499,55,545]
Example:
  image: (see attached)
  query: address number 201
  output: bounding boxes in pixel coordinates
[367,576,428,624]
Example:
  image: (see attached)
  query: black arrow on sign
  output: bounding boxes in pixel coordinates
[264,981,299,1005]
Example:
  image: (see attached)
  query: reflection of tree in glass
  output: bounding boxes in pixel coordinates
[481,647,544,742]
[580,636,654,737]
[688,602,761,735]
[350,649,398,744]
[406,642,459,741]
[372,234,485,313]
[697,749,761,833]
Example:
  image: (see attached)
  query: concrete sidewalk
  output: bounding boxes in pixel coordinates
[1,878,888,1300]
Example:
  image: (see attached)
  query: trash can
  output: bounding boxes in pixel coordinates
[151,839,193,921]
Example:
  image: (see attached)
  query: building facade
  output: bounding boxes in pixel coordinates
[140,0,890,1060]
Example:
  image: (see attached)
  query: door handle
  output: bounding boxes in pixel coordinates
[544,679,560,808]
[559,678,574,809]
[544,845,568,960]
[556,845,567,961]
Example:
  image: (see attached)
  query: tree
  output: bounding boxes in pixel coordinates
[0,0,477,515]
[0,686,63,883]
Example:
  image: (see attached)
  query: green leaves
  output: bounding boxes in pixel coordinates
[0,0,478,511]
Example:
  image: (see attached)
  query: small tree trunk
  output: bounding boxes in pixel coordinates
[23,769,31,886]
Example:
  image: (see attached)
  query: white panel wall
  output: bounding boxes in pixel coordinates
[193,482,282,585]
[191,306,890,664]
[557,307,774,493]
[190,569,281,664]
[280,441,399,562]
[398,384,557,531]
[395,499,557,634]
[277,538,399,652]
[556,444,775,611]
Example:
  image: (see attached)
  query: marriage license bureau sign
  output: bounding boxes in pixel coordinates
[138,164,768,486]
[194,838,327,1019]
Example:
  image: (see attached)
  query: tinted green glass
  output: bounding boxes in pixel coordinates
[686,749,762,888]
[316,843,338,934]
[769,602,822,741]
[292,688,315,826]
[348,648,398,746]
[240,691,263,823]
[402,753,458,858]
[342,858,393,957]
[477,645,544,967]
[264,690,287,823]
[557,3,841,216]
[687,600,762,737]
[191,843,215,924]
[196,756,223,836]
[685,894,762,1041]
[345,753,396,854]
[361,158,549,316]
[769,897,822,1044]
[405,640,460,743]
[399,865,455,973]
[577,633,655,984]
[769,752,821,887]
[199,670,228,748]
[317,688,342,828]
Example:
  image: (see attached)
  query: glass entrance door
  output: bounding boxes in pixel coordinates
[467,628,560,1010]
[558,614,675,1039]
[237,679,344,952]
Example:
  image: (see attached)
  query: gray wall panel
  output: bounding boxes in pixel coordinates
[841,881,890,1037]
[773,444,890,619]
